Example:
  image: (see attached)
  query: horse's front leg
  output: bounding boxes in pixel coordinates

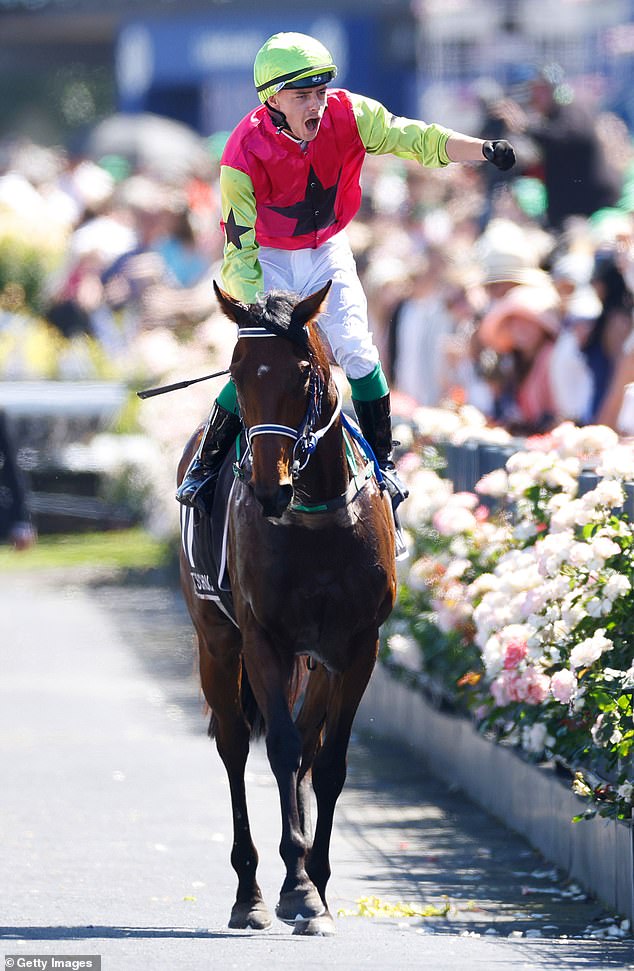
[241,626,324,925]
[300,628,379,935]
[197,621,271,930]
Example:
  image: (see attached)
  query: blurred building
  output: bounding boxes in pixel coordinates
[2,0,634,145]
[0,0,417,142]
[416,0,634,130]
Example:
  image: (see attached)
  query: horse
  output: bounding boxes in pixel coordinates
[177,281,397,936]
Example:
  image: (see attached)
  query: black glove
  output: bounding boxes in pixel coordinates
[482,139,516,171]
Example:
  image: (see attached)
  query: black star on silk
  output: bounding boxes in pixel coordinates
[267,165,340,236]
[225,208,251,249]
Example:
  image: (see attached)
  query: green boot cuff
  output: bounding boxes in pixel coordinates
[216,379,240,416]
[349,363,389,403]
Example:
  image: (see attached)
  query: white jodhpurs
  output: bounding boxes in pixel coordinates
[259,233,380,380]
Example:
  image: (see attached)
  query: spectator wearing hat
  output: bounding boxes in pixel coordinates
[478,284,593,433]
[476,217,554,301]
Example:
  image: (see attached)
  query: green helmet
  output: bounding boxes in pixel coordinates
[254,32,337,104]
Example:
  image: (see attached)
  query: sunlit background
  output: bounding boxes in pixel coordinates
[1,0,634,900]
[1,0,633,144]
[2,0,634,551]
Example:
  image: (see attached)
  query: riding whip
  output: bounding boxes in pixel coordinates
[136,367,231,399]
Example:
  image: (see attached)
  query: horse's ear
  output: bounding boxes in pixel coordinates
[290,280,332,331]
[213,281,252,328]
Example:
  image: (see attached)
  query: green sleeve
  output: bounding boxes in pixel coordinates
[219,164,263,304]
[349,91,453,167]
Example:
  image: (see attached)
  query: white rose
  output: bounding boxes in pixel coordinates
[595,444,634,480]
[570,630,614,669]
[586,478,626,508]
[482,634,504,676]
[467,573,498,599]
[591,536,620,562]
[569,543,594,569]
[561,599,585,630]
[604,574,631,601]
[387,633,421,672]
[550,500,582,532]
[507,470,537,497]
[475,468,508,498]
[585,597,604,618]
[522,721,548,754]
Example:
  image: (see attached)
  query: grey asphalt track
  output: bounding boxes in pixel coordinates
[1,568,633,970]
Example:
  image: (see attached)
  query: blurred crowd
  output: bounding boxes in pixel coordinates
[3,63,634,457]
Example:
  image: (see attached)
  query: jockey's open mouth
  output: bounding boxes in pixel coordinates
[304,115,322,137]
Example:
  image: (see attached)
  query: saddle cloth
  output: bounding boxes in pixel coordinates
[179,437,242,626]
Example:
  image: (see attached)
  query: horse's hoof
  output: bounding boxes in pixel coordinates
[275,886,325,925]
[229,899,272,930]
[293,911,336,936]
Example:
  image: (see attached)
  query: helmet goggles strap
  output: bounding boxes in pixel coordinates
[256,65,334,94]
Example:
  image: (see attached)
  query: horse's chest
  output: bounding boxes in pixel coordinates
[236,533,381,647]
[229,501,393,662]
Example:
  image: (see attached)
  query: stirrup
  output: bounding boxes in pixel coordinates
[394,515,409,561]
[177,467,218,514]
[380,466,409,512]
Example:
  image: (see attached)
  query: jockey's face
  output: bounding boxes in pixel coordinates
[268,85,328,141]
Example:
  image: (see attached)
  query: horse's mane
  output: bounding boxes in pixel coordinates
[249,290,331,375]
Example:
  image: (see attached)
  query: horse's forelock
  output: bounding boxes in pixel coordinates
[252,290,321,356]
[247,291,290,329]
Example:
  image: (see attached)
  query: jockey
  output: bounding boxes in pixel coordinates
[176,31,515,513]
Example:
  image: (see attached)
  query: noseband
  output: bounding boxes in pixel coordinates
[237,326,342,479]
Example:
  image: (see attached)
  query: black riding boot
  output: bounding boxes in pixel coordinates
[352,394,409,511]
[176,402,242,513]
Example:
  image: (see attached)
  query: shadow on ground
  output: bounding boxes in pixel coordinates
[82,569,633,955]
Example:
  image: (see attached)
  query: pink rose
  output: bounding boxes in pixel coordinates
[491,665,551,706]
[507,671,525,702]
[398,451,421,474]
[550,668,577,704]
[432,505,477,536]
[491,674,512,707]
[524,668,551,705]
[503,639,528,670]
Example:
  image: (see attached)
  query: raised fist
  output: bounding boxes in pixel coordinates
[482,139,516,171]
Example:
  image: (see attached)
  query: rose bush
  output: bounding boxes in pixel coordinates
[385,414,634,822]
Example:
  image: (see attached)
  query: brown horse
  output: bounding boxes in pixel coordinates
[178,282,397,935]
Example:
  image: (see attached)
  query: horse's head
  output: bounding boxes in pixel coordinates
[214,281,332,518]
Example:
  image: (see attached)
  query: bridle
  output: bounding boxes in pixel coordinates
[236,326,342,479]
